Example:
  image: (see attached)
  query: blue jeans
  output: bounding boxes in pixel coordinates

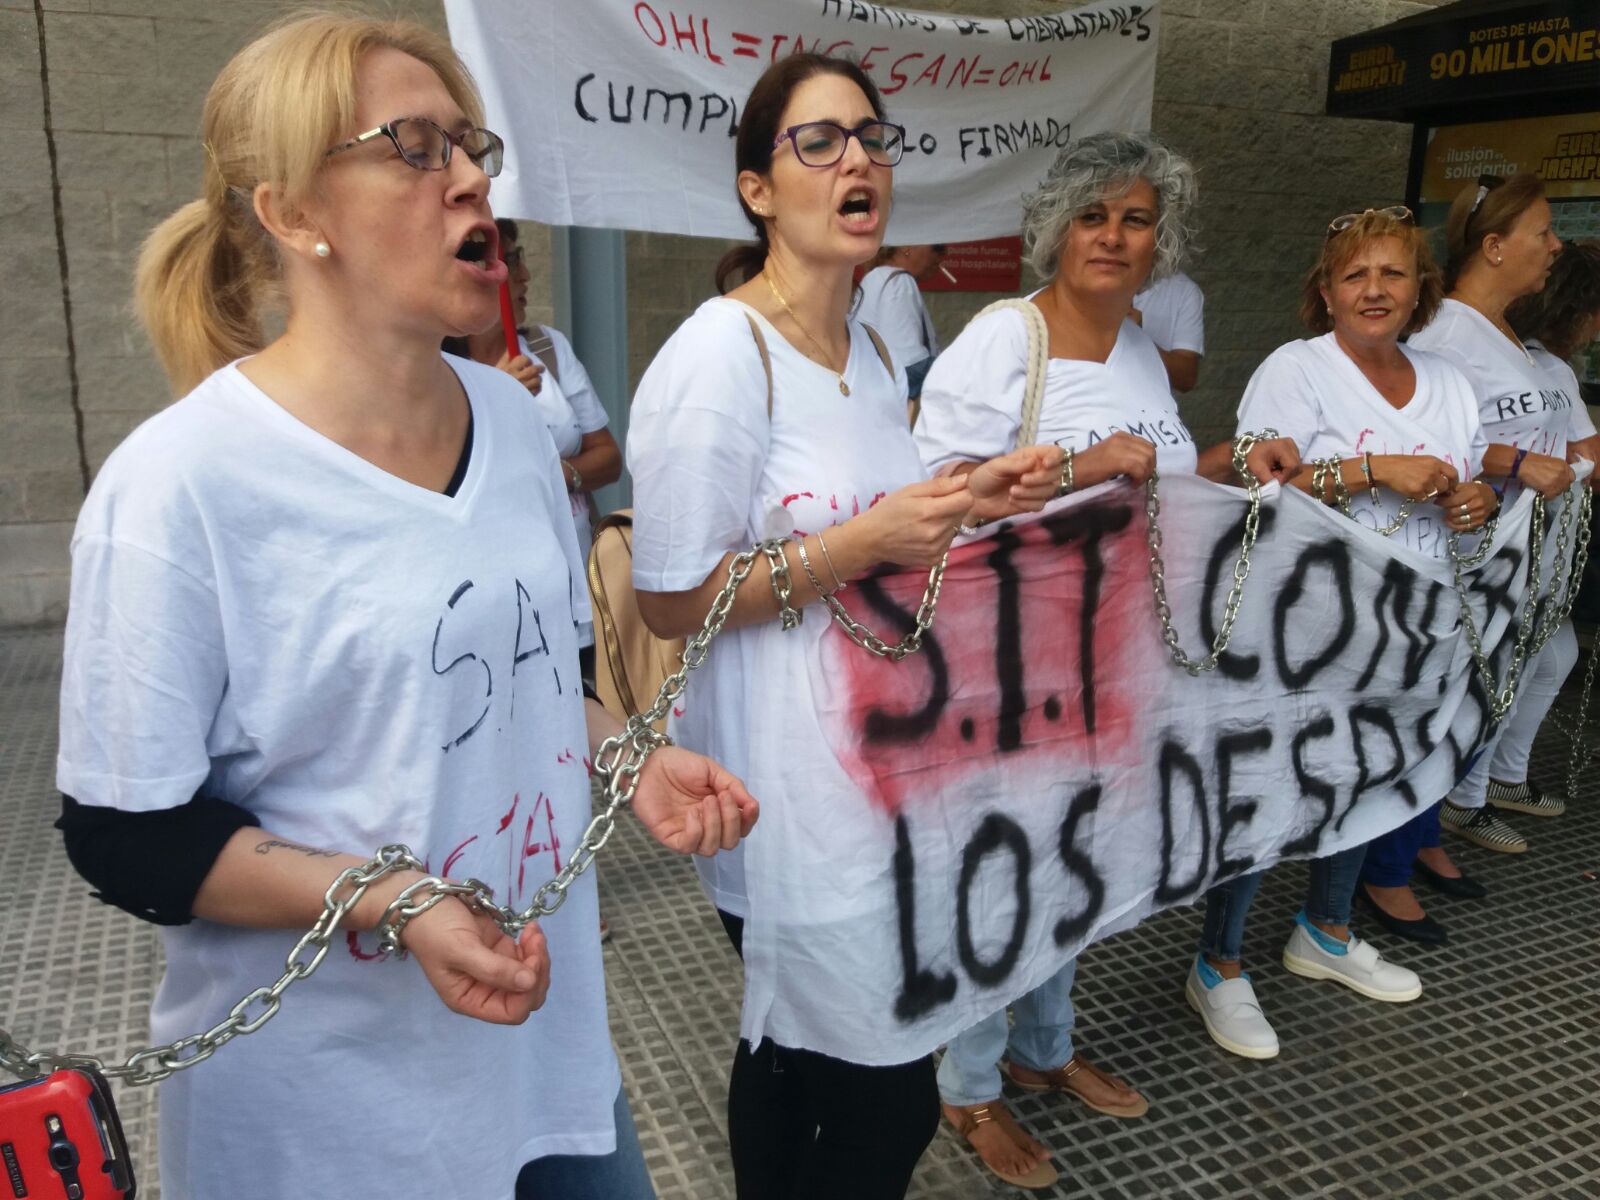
[1199,843,1367,963]
[936,958,1076,1106]
[515,1085,655,1200]
[1362,801,1442,888]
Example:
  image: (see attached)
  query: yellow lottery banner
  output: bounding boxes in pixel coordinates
[1421,113,1600,202]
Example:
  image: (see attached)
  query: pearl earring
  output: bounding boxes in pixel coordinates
[314,241,331,258]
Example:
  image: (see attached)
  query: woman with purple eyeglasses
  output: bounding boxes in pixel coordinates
[627,52,1061,1200]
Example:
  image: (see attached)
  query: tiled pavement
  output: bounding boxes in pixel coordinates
[3,626,1598,1199]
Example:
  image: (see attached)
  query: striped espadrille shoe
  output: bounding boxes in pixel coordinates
[1440,801,1528,853]
[1486,778,1566,818]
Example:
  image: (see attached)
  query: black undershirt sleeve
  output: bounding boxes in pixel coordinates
[57,793,261,926]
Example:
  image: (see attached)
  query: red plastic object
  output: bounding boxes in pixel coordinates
[498,281,520,360]
[0,1069,136,1199]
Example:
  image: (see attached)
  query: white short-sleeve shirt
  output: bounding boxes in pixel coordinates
[914,300,1199,476]
[854,265,940,368]
[628,297,924,916]
[1410,299,1587,470]
[522,328,607,647]
[1133,271,1206,355]
[1527,338,1598,442]
[56,357,617,1199]
[1237,332,1488,559]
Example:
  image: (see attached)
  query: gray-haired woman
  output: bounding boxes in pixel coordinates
[914,131,1298,1190]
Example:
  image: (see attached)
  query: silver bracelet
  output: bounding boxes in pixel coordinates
[815,528,846,591]
[797,536,835,596]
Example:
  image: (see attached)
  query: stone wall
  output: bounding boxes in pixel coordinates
[0,0,1447,625]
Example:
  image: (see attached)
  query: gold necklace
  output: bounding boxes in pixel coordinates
[763,270,850,396]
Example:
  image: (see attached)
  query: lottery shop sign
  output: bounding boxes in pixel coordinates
[1327,0,1600,121]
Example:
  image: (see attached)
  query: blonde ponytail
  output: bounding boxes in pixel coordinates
[134,10,484,394]
[135,195,267,395]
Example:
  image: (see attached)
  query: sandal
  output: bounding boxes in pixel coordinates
[1003,1054,1150,1118]
[941,1101,1059,1190]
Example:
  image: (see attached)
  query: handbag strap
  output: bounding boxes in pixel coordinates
[971,298,1048,449]
[740,311,774,417]
[739,309,895,415]
[861,322,894,379]
[524,327,562,387]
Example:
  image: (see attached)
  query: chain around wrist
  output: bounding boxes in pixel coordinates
[373,875,490,957]
[563,460,584,492]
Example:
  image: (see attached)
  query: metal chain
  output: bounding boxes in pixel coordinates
[455,541,780,936]
[0,846,426,1085]
[1448,510,1503,568]
[1311,455,1415,536]
[1557,628,1599,799]
[1530,483,1590,655]
[1145,430,1276,676]
[820,556,948,661]
[1450,493,1548,723]
[1544,627,1599,801]
[1447,482,1591,723]
[1,543,778,1086]
[1309,457,1354,516]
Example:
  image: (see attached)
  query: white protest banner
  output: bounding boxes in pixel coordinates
[727,472,1580,1065]
[443,0,1159,241]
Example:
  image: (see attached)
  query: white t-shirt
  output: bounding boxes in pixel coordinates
[56,356,617,1199]
[855,265,940,372]
[915,301,1199,476]
[522,327,609,648]
[628,297,923,917]
[1527,338,1598,442]
[1410,299,1590,482]
[1133,271,1205,355]
[1237,332,1487,559]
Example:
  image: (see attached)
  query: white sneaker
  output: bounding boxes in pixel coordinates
[1281,918,1422,1002]
[1185,957,1279,1060]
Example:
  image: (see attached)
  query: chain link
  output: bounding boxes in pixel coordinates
[1530,483,1590,655]
[1554,627,1599,799]
[1,544,782,1086]
[1,845,426,1085]
[1145,431,1276,676]
[1447,482,1591,724]
[1450,494,1547,724]
[820,556,948,661]
[1310,455,1416,536]
[461,542,784,936]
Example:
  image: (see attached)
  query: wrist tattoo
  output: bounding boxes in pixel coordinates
[253,838,339,859]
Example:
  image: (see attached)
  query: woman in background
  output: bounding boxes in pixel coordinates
[446,216,622,673]
[1405,174,1575,870]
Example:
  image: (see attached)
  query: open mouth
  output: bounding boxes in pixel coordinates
[455,228,494,267]
[839,189,875,225]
